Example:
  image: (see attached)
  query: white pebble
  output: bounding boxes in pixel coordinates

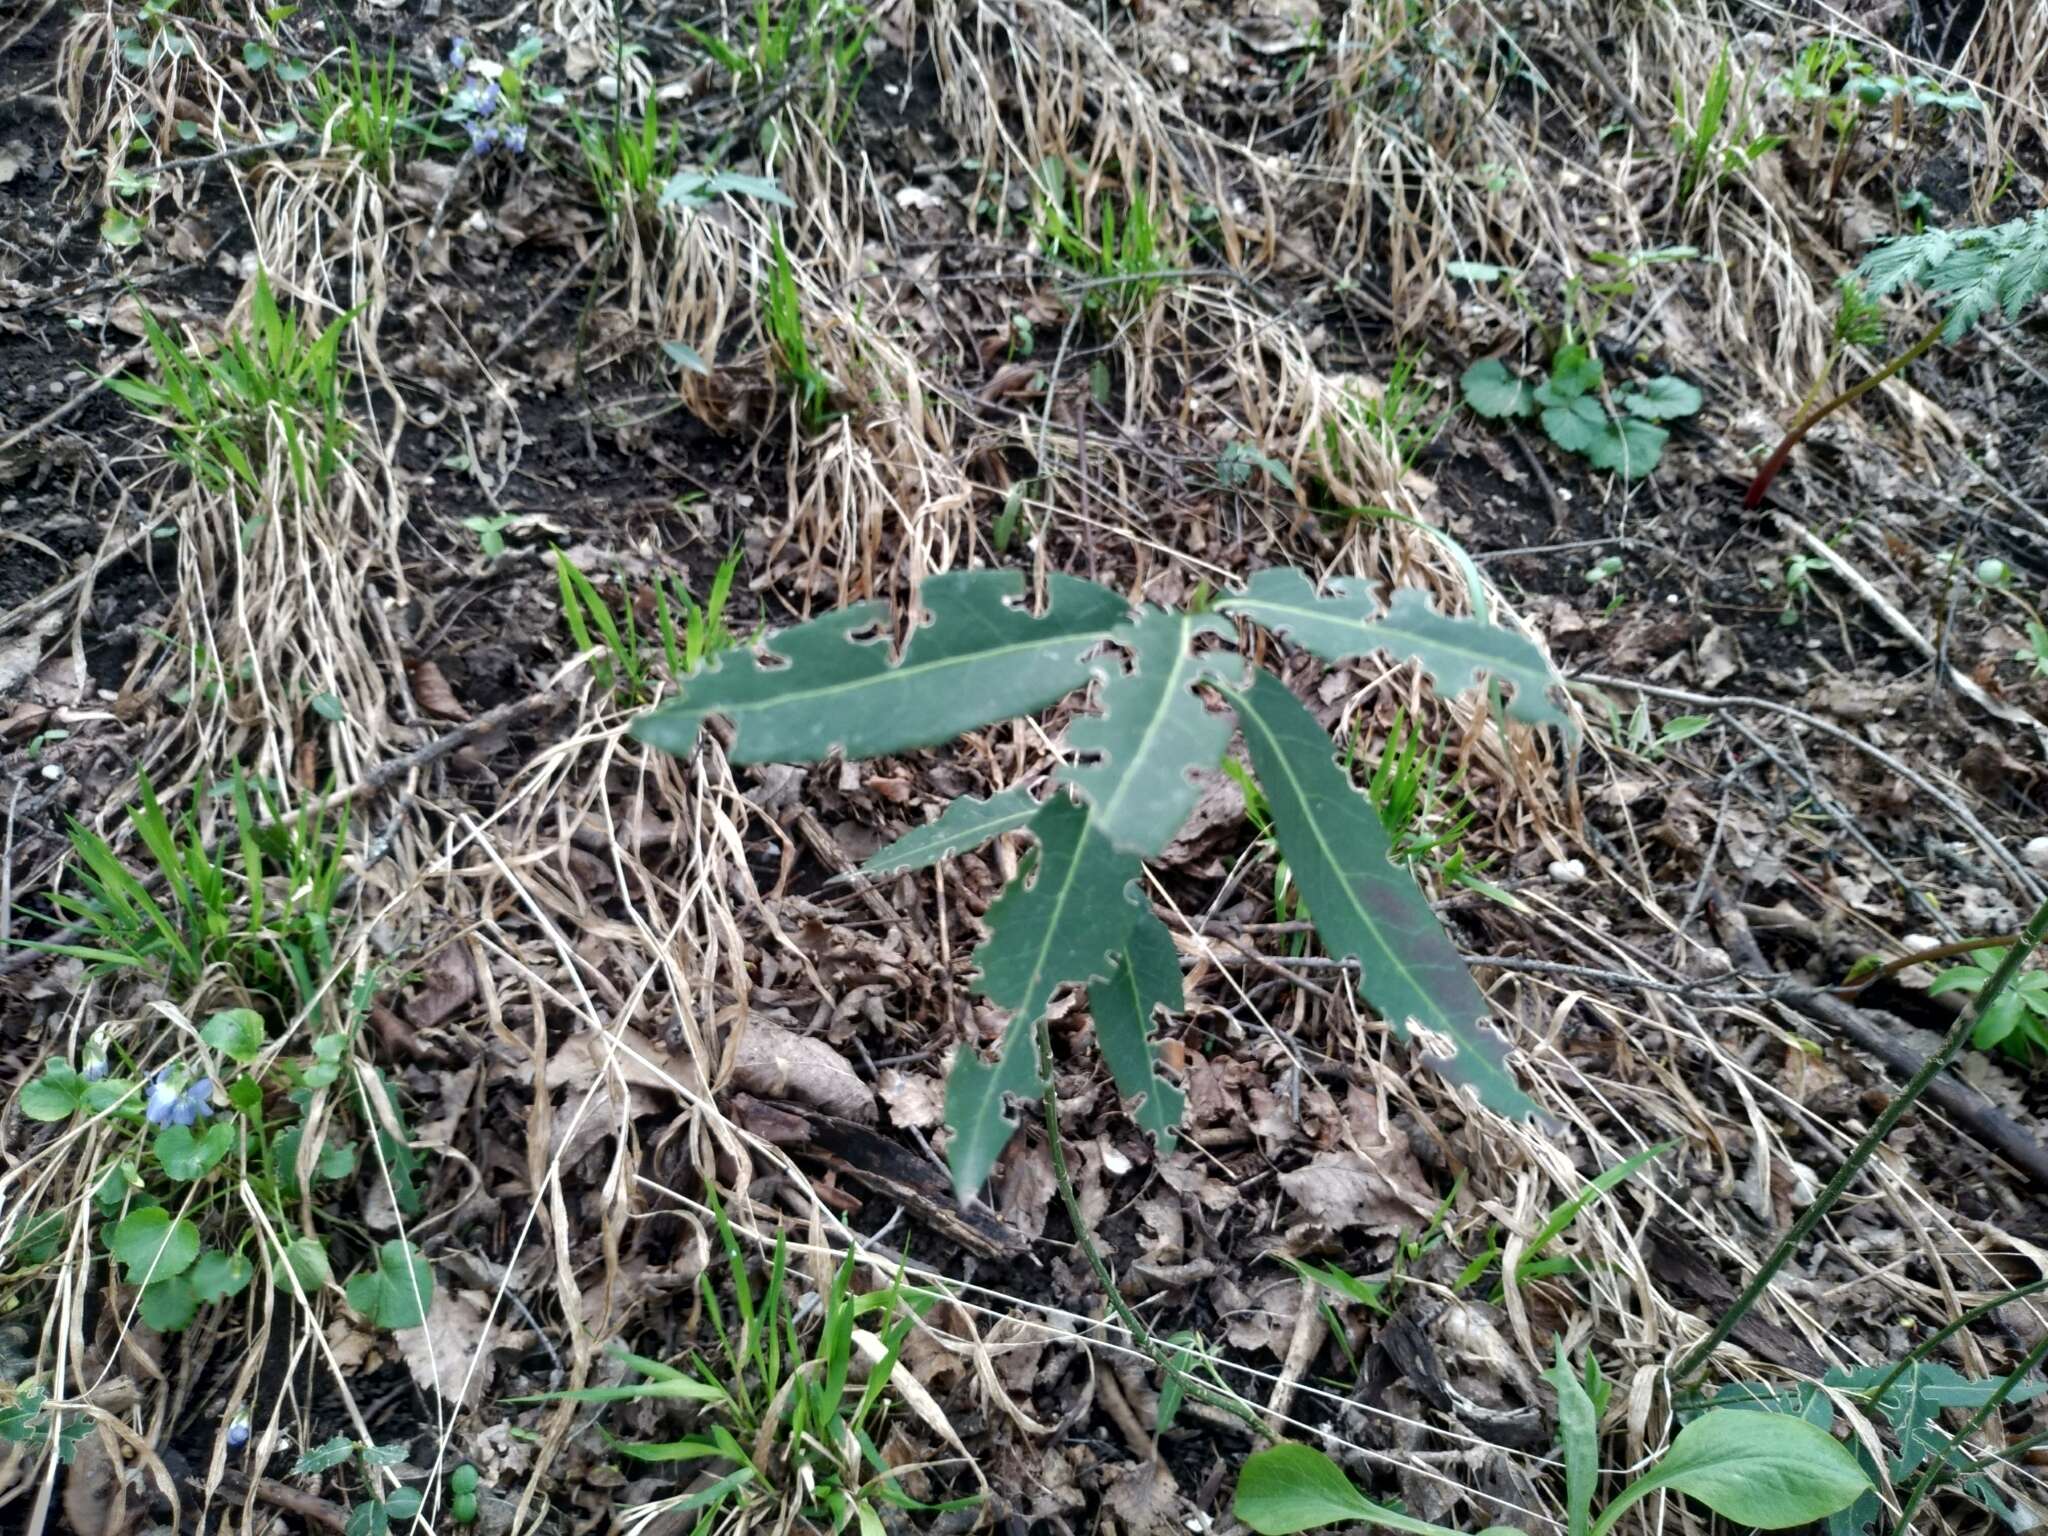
[1548,858,1587,886]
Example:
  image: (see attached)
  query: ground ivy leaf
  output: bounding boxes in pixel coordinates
[1064,607,1235,856]
[1583,416,1668,479]
[1617,375,1702,420]
[632,570,1128,764]
[1218,568,1565,728]
[346,1239,434,1330]
[859,784,1039,878]
[1546,344,1604,398]
[1226,672,1537,1122]
[274,1233,332,1294]
[947,794,1145,1196]
[19,1067,84,1122]
[106,1208,202,1284]
[1459,358,1534,419]
[1541,393,1607,453]
[1089,904,1185,1147]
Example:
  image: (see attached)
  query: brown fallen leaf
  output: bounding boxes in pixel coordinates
[1279,1143,1436,1235]
[876,1067,946,1130]
[728,1018,876,1123]
[397,1288,497,1410]
[405,944,478,1031]
[407,657,467,721]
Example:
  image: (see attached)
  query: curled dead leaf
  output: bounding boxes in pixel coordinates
[406,657,467,721]
[728,1018,876,1123]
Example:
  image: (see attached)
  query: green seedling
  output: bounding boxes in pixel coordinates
[556,549,745,707]
[577,97,678,230]
[684,0,872,139]
[1927,947,2048,1061]
[9,768,345,1012]
[1215,440,1297,493]
[1031,158,1178,317]
[307,44,417,180]
[1747,212,2048,505]
[760,225,836,431]
[1235,1342,1869,1536]
[109,270,356,498]
[511,1188,971,1536]
[1674,47,1784,198]
[1463,342,1701,480]
[1334,349,1452,468]
[293,1437,425,1536]
[632,565,1567,1196]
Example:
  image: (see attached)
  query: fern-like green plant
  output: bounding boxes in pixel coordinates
[1746,210,2048,506]
[632,568,1565,1197]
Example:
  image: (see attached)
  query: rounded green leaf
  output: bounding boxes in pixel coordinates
[106,1208,202,1284]
[1973,992,2024,1050]
[450,1465,480,1496]
[190,1249,253,1303]
[1547,344,1604,399]
[1460,358,1534,419]
[201,1008,267,1065]
[1541,395,1607,453]
[140,1275,199,1331]
[346,1239,435,1329]
[19,1072,83,1122]
[1619,375,1703,421]
[1583,418,1668,479]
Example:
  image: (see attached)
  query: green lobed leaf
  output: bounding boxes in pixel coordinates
[1546,344,1604,399]
[346,1239,434,1329]
[1541,394,1607,453]
[859,784,1039,877]
[1583,417,1668,479]
[1218,568,1564,728]
[1617,375,1702,420]
[1063,607,1235,856]
[1460,358,1535,419]
[1225,672,1536,1122]
[946,794,1145,1196]
[106,1208,202,1284]
[1089,904,1186,1147]
[632,571,1128,764]
[1233,1443,1492,1536]
[190,1249,253,1303]
[1595,1412,1869,1536]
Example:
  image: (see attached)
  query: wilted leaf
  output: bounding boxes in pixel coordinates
[730,1019,876,1123]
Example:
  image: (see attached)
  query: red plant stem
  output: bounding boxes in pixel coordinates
[1743,315,1946,508]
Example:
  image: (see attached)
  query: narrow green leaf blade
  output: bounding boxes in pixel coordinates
[1219,568,1564,728]
[859,785,1039,877]
[947,794,1144,1195]
[1089,904,1185,1147]
[632,571,1127,763]
[1227,672,1536,1120]
[1065,607,1234,856]
[1541,1344,1597,1536]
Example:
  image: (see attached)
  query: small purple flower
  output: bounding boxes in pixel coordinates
[145,1066,214,1127]
[82,1039,109,1082]
[226,1411,251,1449]
[448,36,471,70]
[502,121,527,155]
[466,118,499,152]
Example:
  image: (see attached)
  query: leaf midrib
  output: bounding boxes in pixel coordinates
[1223,595,1500,677]
[1093,632,1200,834]
[1228,685,1452,1043]
[685,627,1103,724]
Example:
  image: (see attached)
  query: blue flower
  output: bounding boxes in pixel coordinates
[448,36,471,70]
[226,1410,251,1449]
[466,118,499,152]
[82,1039,109,1082]
[145,1067,214,1127]
[502,122,527,155]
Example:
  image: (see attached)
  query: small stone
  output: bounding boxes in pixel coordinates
[2025,836,2048,873]
[1547,858,1587,886]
